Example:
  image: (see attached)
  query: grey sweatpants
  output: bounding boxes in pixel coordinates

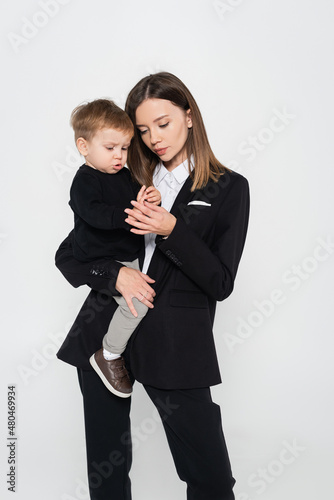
[102,259,149,354]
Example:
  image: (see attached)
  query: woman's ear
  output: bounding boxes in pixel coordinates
[186,109,193,129]
[76,137,88,156]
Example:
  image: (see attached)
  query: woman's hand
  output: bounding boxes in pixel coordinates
[124,201,176,236]
[136,185,147,204]
[115,266,156,317]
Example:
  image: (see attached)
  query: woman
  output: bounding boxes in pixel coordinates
[56,72,250,500]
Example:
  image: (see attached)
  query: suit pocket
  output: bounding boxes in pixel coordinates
[187,201,211,206]
[169,290,208,309]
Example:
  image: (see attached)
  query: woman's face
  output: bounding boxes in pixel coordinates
[135,98,192,171]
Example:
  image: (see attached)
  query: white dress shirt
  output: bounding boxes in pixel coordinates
[141,157,193,274]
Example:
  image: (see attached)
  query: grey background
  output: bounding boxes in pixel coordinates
[1,0,334,499]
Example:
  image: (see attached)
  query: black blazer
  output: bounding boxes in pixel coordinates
[56,170,250,389]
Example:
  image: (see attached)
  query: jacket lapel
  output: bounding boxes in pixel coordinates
[170,176,194,216]
[146,176,193,281]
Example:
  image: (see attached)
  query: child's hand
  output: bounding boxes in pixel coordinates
[143,186,161,206]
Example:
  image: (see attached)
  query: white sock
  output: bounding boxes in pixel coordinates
[103,349,121,361]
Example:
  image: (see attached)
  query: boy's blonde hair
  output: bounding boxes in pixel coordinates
[70,98,134,141]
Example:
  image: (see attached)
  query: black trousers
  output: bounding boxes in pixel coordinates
[77,368,235,500]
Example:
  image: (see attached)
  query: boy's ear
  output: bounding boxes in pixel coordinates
[186,109,192,129]
[76,137,88,156]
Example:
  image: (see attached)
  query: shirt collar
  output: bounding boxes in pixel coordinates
[153,155,194,187]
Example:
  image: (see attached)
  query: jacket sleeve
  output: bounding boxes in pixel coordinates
[55,231,123,296]
[70,172,130,231]
[156,175,250,301]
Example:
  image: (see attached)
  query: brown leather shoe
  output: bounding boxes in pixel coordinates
[89,349,132,398]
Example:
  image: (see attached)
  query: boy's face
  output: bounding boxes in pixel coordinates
[77,128,132,174]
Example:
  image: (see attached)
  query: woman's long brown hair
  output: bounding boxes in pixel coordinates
[125,72,228,191]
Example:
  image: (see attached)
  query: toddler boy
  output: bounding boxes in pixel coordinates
[69,99,160,397]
